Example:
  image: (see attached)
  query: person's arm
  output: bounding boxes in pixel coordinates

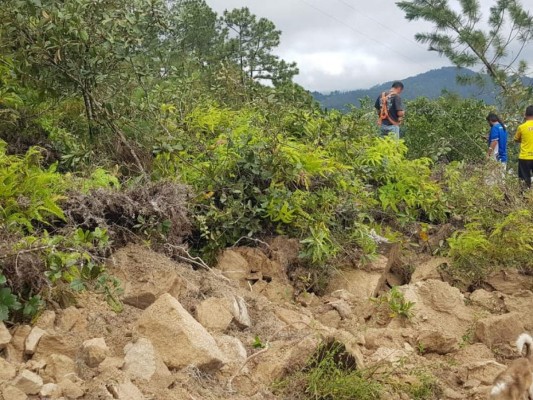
[487,139,498,158]
[394,96,405,122]
[514,126,522,142]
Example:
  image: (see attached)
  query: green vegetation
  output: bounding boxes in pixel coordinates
[0,0,531,326]
[372,286,415,319]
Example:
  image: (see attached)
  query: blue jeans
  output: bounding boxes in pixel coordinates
[380,124,400,140]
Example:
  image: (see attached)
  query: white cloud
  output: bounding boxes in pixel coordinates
[205,0,533,92]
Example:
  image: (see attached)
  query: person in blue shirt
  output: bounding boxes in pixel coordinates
[486,113,507,165]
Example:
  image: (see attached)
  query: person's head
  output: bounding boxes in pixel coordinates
[391,81,404,94]
[486,112,499,125]
[526,105,533,119]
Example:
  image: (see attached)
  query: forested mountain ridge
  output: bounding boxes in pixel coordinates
[312,66,533,110]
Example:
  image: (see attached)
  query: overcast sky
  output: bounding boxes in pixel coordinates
[205,0,533,93]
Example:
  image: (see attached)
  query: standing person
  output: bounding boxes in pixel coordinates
[486,112,507,166]
[514,105,533,189]
[375,81,404,140]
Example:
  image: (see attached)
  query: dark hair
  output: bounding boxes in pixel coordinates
[526,105,533,117]
[391,81,404,89]
[486,112,507,131]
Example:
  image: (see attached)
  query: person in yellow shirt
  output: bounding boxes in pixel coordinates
[514,105,533,188]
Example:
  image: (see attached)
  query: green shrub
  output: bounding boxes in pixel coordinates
[303,342,383,400]
[0,141,66,232]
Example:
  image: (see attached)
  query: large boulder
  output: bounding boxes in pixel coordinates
[400,279,474,338]
[475,312,524,347]
[111,245,186,309]
[135,293,224,371]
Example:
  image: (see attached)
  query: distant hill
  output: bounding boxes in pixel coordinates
[312,67,531,110]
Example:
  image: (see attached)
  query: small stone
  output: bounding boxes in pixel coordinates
[124,338,157,381]
[0,357,17,382]
[81,337,109,367]
[58,377,85,399]
[196,297,234,331]
[0,321,12,349]
[25,326,47,355]
[2,385,28,400]
[108,380,145,400]
[34,310,56,331]
[12,369,43,395]
[230,296,251,328]
[463,379,481,389]
[40,383,62,398]
[42,353,76,382]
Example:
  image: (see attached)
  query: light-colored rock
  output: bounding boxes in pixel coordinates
[230,295,251,328]
[81,337,109,367]
[57,307,87,333]
[503,290,533,331]
[12,369,43,395]
[326,268,382,304]
[216,249,250,282]
[400,279,474,338]
[111,245,186,309]
[135,293,224,371]
[275,307,312,330]
[3,343,23,363]
[2,385,27,400]
[475,312,524,347]
[469,289,506,313]
[34,334,77,359]
[417,329,458,354]
[316,310,341,329]
[0,321,12,349]
[369,346,410,364]
[108,380,145,400]
[25,359,46,373]
[98,356,125,374]
[124,338,171,383]
[58,377,85,399]
[196,297,234,331]
[410,257,448,283]
[252,336,319,385]
[459,360,506,385]
[42,353,76,383]
[8,325,31,362]
[215,335,247,375]
[34,310,56,331]
[40,383,62,398]
[0,357,17,383]
[268,236,300,269]
[485,270,533,294]
[235,247,288,283]
[328,300,352,320]
[24,326,46,355]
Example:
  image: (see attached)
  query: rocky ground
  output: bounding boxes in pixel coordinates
[1,237,532,400]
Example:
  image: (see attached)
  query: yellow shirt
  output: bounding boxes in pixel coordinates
[515,120,533,160]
